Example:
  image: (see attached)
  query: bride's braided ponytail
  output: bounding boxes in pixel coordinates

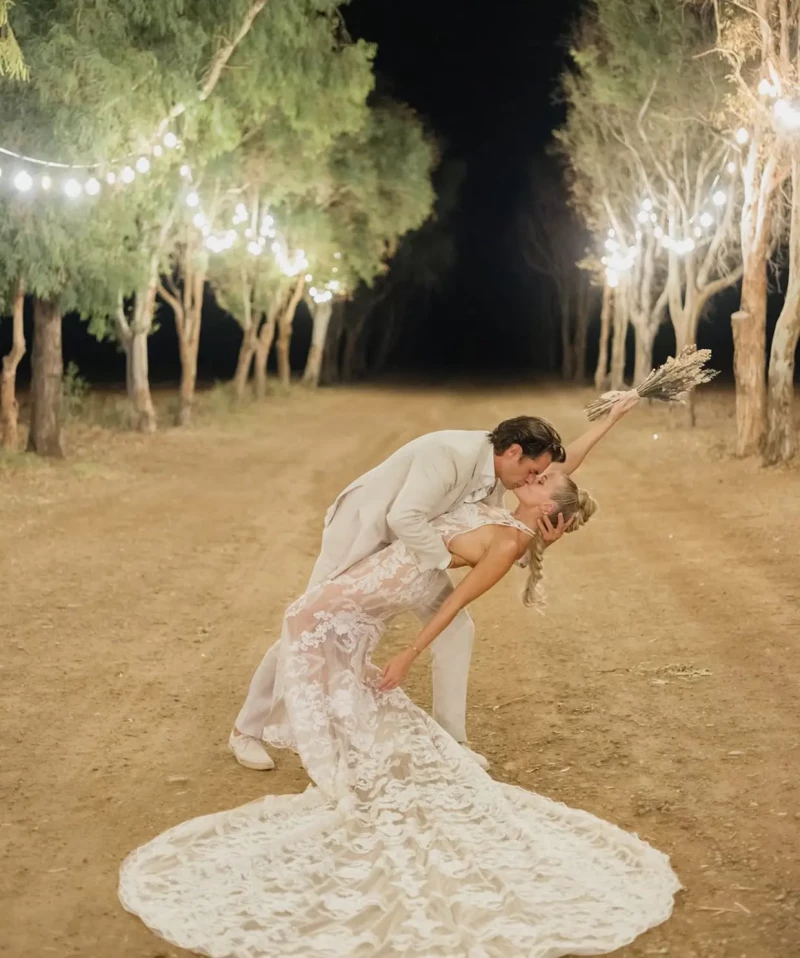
[521,480,598,612]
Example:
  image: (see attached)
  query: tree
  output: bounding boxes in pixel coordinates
[0,1,27,80]
[520,160,595,381]
[305,103,439,385]
[558,0,743,396]
[0,279,25,450]
[704,0,797,455]
[764,158,800,463]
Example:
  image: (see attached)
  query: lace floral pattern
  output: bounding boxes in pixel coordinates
[119,502,681,957]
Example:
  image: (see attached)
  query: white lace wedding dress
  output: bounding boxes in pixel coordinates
[119,502,681,957]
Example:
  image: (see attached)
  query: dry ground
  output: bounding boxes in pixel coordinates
[1,383,799,958]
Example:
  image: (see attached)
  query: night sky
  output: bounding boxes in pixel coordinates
[345,0,583,373]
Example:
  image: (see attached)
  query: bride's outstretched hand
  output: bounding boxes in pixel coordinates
[607,390,640,422]
[379,649,416,692]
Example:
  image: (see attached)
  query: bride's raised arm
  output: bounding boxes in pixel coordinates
[378,534,520,692]
[548,391,639,479]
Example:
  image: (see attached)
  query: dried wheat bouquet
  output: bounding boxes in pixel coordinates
[585,345,719,421]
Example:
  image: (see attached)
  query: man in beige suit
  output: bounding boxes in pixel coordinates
[231,416,566,771]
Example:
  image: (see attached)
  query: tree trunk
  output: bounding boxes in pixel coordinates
[234,325,258,400]
[276,276,306,388]
[609,281,628,391]
[732,147,773,457]
[254,300,281,399]
[302,300,333,387]
[160,261,205,427]
[178,338,199,426]
[26,297,64,457]
[732,246,768,456]
[559,285,573,380]
[130,328,156,433]
[594,283,612,390]
[632,321,656,385]
[320,300,345,386]
[341,316,369,382]
[1,280,25,451]
[764,160,800,465]
[572,280,591,384]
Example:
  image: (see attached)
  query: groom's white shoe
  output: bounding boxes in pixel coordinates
[460,743,490,770]
[229,731,275,771]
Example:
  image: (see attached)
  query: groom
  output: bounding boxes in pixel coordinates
[230,415,567,772]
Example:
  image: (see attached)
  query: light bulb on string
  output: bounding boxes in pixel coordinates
[41,175,52,190]
[186,191,200,208]
[180,165,191,178]
[120,166,135,184]
[305,274,313,281]
[106,171,116,185]
[64,178,82,198]
[193,212,206,229]
[773,98,800,130]
[735,128,749,145]
[136,157,150,174]
[247,241,262,256]
[637,210,648,224]
[712,190,726,207]
[642,198,654,212]
[85,177,101,196]
[604,238,619,252]
[163,132,178,149]
[271,241,281,253]
[727,161,736,174]
[13,171,33,192]
[699,211,714,228]
[153,145,163,157]
[758,78,778,98]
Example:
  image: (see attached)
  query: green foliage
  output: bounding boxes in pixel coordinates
[0,1,27,80]
[61,361,90,423]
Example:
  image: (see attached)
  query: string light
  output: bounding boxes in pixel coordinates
[41,175,51,190]
[13,171,32,192]
[186,191,200,207]
[64,178,82,198]
[120,166,135,184]
[735,127,749,145]
[163,132,178,149]
[106,171,116,185]
[727,160,736,174]
[700,211,714,227]
[712,190,726,206]
[773,98,800,130]
[85,177,101,196]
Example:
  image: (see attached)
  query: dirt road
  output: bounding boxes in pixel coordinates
[1,384,799,957]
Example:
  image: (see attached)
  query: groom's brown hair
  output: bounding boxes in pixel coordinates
[488,416,566,463]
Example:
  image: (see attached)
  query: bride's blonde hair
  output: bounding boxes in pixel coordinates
[522,476,598,611]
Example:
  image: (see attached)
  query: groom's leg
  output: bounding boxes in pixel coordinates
[414,575,474,743]
[234,641,281,738]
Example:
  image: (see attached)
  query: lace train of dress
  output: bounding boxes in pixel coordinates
[119,503,681,957]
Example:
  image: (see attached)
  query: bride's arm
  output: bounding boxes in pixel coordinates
[378,535,519,692]
[549,392,639,478]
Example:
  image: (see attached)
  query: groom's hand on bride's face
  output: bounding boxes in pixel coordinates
[537,512,574,546]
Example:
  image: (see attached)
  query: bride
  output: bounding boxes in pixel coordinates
[119,461,681,957]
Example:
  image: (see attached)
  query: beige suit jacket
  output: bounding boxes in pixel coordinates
[320,429,505,580]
